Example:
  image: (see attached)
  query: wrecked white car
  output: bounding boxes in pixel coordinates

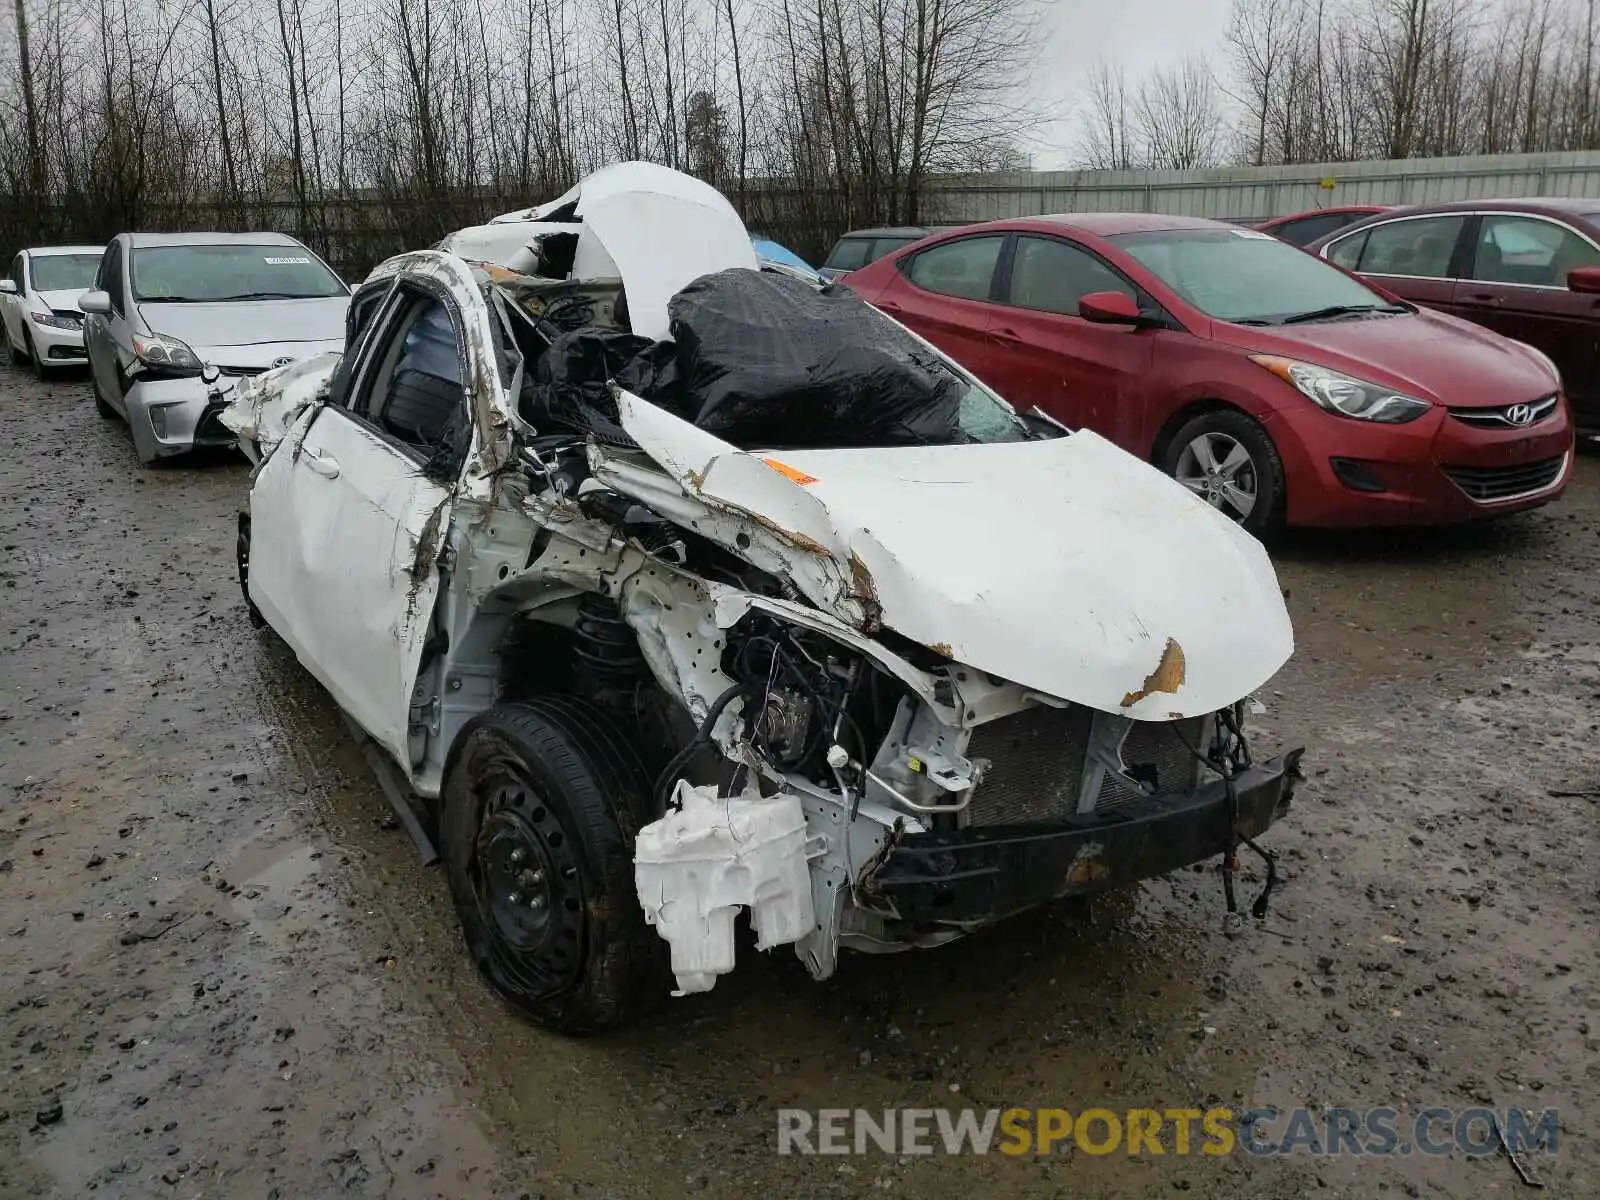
[223,163,1303,1034]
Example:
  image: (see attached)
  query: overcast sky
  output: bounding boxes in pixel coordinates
[1026,0,1234,167]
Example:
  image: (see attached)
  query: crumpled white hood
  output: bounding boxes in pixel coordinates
[490,161,759,340]
[609,393,1293,718]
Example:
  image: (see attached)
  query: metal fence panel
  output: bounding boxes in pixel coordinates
[924,151,1600,226]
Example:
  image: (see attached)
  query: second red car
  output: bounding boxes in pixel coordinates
[844,214,1574,536]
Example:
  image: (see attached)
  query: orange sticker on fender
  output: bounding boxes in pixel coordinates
[763,458,818,485]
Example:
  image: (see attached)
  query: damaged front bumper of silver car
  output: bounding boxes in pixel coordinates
[124,376,241,462]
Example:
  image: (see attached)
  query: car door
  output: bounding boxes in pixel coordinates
[982,233,1156,439]
[247,283,472,765]
[85,242,126,404]
[2,254,29,351]
[1322,214,1470,316]
[1453,212,1600,408]
[870,234,1006,384]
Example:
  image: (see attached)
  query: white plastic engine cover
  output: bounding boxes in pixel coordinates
[634,782,814,994]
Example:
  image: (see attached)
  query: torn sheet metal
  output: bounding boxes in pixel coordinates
[434,220,572,273]
[221,352,340,461]
[606,394,1293,719]
[634,781,814,994]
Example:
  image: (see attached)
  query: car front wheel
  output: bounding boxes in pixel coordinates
[1162,409,1285,540]
[29,332,53,380]
[439,698,667,1034]
[236,512,266,628]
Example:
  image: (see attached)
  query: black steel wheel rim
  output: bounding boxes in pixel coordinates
[469,771,585,996]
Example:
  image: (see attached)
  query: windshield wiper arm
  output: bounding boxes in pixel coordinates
[1279,303,1404,325]
[215,292,303,301]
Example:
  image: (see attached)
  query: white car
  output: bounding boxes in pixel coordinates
[1,244,103,377]
[224,163,1301,1034]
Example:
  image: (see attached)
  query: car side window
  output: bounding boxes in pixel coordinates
[869,236,920,264]
[905,235,1005,301]
[1005,235,1134,316]
[327,286,396,410]
[351,294,468,457]
[1472,215,1600,287]
[11,255,25,292]
[1276,212,1357,247]
[1350,216,1465,278]
[1325,230,1367,269]
[823,238,873,273]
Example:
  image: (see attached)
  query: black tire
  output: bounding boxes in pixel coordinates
[236,512,266,628]
[20,329,38,371]
[439,698,667,1034]
[1160,408,1286,541]
[27,331,52,380]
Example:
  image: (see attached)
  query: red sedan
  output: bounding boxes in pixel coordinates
[844,214,1574,536]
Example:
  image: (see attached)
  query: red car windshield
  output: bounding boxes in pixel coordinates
[1112,227,1401,326]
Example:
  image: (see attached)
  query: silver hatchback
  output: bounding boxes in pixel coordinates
[80,232,350,463]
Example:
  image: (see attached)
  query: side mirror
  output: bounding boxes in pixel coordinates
[78,290,112,315]
[0,279,16,295]
[1078,290,1143,324]
[1566,266,1600,294]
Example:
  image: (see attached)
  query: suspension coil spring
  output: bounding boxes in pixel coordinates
[572,594,644,685]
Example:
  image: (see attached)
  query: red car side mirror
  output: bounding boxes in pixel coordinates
[1079,291,1142,324]
[1566,266,1600,294]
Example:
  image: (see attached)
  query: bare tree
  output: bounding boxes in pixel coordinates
[1225,0,1303,165]
[1135,57,1225,169]
[1077,57,1133,169]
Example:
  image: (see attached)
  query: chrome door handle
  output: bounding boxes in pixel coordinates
[302,448,340,479]
[1462,292,1502,304]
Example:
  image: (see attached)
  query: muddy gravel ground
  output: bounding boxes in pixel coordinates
[1,363,1597,1200]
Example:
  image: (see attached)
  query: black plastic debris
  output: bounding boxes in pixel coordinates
[523,328,655,445]
[636,269,966,449]
[525,270,968,450]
